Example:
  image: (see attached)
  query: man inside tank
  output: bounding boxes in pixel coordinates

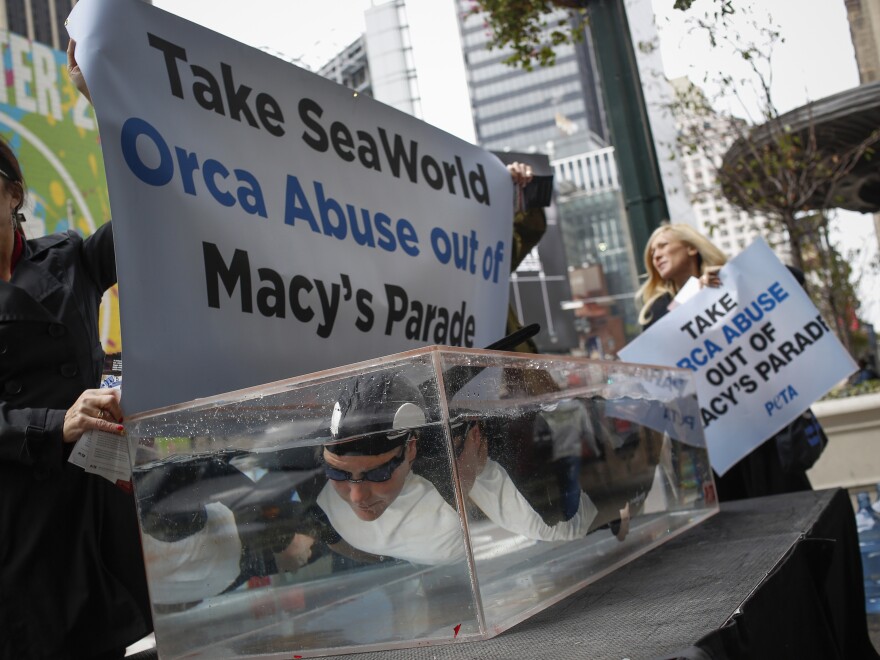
[316,372,630,566]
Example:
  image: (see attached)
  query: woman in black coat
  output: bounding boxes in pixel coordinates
[0,114,151,657]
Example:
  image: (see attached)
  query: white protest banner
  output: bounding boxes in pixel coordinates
[619,238,856,475]
[66,0,513,414]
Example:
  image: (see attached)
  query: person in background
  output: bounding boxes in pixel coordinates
[504,161,544,353]
[533,398,599,520]
[851,357,879,385]
[637,223,727,329]
[635,223,821,501]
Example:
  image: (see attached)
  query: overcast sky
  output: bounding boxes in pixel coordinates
[652,0,859,116]
[151,0,373,69]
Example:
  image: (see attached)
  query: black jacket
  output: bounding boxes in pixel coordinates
[0,223,151,658]
[642,293,673,330]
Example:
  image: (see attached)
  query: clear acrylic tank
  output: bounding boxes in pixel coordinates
[125,346,718,658]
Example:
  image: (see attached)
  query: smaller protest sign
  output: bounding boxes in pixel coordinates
[619,238,856,475]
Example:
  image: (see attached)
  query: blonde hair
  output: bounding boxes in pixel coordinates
[636,223,727,326]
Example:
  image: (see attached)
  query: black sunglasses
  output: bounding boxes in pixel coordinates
[323,446,407,483]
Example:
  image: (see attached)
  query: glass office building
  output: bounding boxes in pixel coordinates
[3,0,76,49]
[456,3,641,353]
[456,1,607,155]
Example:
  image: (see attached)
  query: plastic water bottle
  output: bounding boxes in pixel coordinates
[856,492,877,533]
[873,483,880,516]
[860,486,880,615]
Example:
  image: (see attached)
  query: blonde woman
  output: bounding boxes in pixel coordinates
[634,224,820,502]
[637,223,727,329]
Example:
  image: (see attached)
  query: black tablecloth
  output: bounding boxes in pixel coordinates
[320,488,877,660]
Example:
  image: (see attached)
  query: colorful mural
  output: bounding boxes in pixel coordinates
[0,31,119,351]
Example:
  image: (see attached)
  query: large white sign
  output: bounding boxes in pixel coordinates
[67,0,513,414]
[619,239,856,475]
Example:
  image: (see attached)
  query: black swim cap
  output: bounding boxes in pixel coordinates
[325,372,427,456]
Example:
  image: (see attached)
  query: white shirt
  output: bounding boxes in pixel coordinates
[318,471,465,565]
[318,460,598,565]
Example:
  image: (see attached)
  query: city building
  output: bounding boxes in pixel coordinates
[1,0,74,49]
[846,0,880,83]
[670,77,790,262]
[316,36,372,97]
[844,0,880,247]
[455,1,608,158]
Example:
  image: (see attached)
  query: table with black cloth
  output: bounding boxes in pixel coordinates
[313,488,877,660]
